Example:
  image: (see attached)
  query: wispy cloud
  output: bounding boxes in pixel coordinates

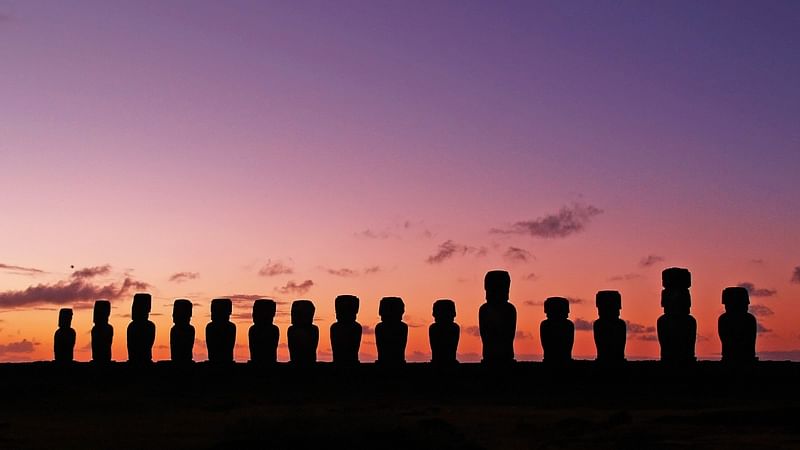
[574,318,593,331]
[792,267,800,284]
[0,263,46,275]
[464,325,481,337]
[608,273,642,281]
[325,268,359,277]
[355,229,391,239]
[737,282,777,298]
[523,272,538,281]
[639,255,665,268]
[625,321,656,334]
[258,260,293,277]
[749,304,774,317]
[169,272,199,283]
[757,323,772,334]
[490,203,603,238]
[0,266,148,308]
[426,240,488,264]
[364,266,382,274]
[276,280,314,295]
[0,339,38,356]
[504,247,533,263]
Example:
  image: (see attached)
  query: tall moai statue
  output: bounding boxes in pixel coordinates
[540,297,574,363]
[127,293,156,364]
[206,298,236,363]
[479,270,516,364]
[249,299,279,364]
[719,287,757,364]
[429,299,460,365]
[330,295,362,364]
[593,290,626,363]
[170,299,195,363]
[657,267,697,363]
[54,308,76,363]
[288,299,319,365]
[376,296,408,365]
[91,300,113,363]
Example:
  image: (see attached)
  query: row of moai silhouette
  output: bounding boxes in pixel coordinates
[53,268,758,364]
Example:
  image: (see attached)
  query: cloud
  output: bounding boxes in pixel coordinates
[567,297,585,305]
[639,255,665,268]
[362,325,375,335]
[275,280,314,295]
[757,323,772,334]
[523,273,538,281]
[464,325,481,337]
[0,339,38,355]
[792,267,800,284]
[574,318,593,331]
[637,334,659,342]
[504,247,533,263]
[364,266,382,274]
[608,273,642,281]
[258,260,293,277]
[736,282,777,298]
[0,267,149,308]
[71,265,111,279]
[326,268,359,277]
[490,203,603,238]
[426,240,488,264]
[749,304,774,317]
[355,229,391,239]
[0,263,45,275]
[625,321,656,334]
[168,272,199,283]
[515,331,533,340]
[523,300,543,307]
[225,294,281,304]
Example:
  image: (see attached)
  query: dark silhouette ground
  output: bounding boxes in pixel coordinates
[1,361,798,449]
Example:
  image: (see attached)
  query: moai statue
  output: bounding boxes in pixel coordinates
[657,267,697,364]
[206,298,236,363]
[91,300,113,363]
[127,293,156,364]
[719,287,757,364]
[54,308,76,363]
[540,297,574,363]
[479,270,517,364]
[593,290,626,363]
[170,299,195,363]
[375,296,408,365]
[330,295,362,364]
[249,299,280,364]
[429,299,460,365]
[287,299,319,365]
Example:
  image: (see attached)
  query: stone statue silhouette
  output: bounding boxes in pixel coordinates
[249,299,279,364]
[719,286,758,364]
[540,297,574,363]
[376,296,408,365]
[330,295,362,364]
[288,299,319,365]
[593,290,626,363]
[170,299,195,363]
[479,270,516,364]
[54,308,76,363]
[127,293,156,364]
[91,300,113,363]
[206,298,236,363]
[429,299,459,364]
[657,267,697,363]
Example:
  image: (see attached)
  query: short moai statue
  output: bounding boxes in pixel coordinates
[249,299,279,364]
[540,297,574,363]
[54,308,76,363]
[127,293,156,364]
[593,290,626,363]
[287,299,319,365]
[170,299,195,363]
[479,270,517,364]
[206,298,236,363]
[376,296,408,365]
[330,295,362,364]
[91,300,113,363]
[719,287,758,364]
[429,299,460,365]
[657,267,697,364]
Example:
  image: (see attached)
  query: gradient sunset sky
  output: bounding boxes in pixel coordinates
[1,1,799,362]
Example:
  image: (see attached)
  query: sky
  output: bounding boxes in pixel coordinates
[1,0,799,362]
